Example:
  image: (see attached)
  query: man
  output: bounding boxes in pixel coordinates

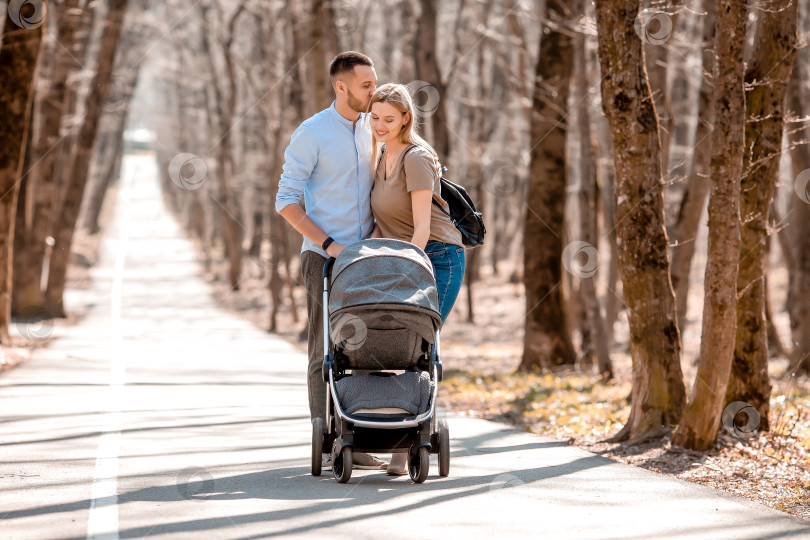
[275,51,387,471]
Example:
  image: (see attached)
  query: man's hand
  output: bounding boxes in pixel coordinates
[326,242,346,258]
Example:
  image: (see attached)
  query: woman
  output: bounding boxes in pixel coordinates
[369,83,466,324]
[368,83,466,476]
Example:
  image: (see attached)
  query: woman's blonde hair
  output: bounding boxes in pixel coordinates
[368,83,438,172]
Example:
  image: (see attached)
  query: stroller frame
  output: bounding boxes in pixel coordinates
[311,256,450,484]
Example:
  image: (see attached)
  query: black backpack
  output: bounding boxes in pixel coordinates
[396,145,486,247]
[432,167,486,248]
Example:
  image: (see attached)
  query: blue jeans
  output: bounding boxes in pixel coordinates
[424,241,466,323]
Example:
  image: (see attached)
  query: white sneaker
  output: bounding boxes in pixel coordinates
[322,453,333,470]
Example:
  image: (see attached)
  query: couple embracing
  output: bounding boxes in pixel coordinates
[274,51,465,475]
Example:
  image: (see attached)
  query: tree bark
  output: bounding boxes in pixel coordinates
[672,0,746,451]
[594,0,686,443]
[82,8,147,234]
[518,0,576,372]
[575,15,613,380]
[414,0,450,163]
[310,0,338,114]
[44,0,129,317]
[787,46,810,376]
[12,0,82,316]
[198,3,245,291]
[725,0,797,431]
[0,3,45,340]
[642,0,681,174]
[670,0,715,333]
[583,9,622,345]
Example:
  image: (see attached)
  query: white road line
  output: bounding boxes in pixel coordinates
[86,160,132,540]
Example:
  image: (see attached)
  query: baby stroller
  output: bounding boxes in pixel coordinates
[311,238,450,484]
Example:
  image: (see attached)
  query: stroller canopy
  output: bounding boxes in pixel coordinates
[330,239,441,317]
[329,240,442,366]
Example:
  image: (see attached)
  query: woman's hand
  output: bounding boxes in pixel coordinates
[409,189,432,250]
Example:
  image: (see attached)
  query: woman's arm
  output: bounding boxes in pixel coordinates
[370,222,382,238]
[410,189,433,250]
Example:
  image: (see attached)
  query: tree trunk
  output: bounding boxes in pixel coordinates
[670,0,715,333]
[82,12,146,234]
[672,0,747,451]
[310,0,338,114]
[414,0,450,163]
[11,0,82,317]
[583,12,621,345]
[787,47,810,376]
[0,2,46,340]
[642,0,681,174]
[44,0,129,317]
[575,16,613,380]
[198,4,245,291]
[594,0,686,443]
[725,0,797,431]
[518,0,575,372]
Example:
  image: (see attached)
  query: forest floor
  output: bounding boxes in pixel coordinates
[204,251,810,522]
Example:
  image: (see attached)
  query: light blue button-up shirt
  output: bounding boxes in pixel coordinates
[275,101,374,257]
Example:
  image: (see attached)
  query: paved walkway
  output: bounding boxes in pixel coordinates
[1,154,809,539]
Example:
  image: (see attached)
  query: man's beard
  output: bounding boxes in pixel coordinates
[347,88,369,113]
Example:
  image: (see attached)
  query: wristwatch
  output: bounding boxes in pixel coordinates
[322,236,335,251]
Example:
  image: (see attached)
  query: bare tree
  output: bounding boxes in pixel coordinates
[197,2,245,291]
[0,1,46,339]
[82,0,152,234]
[574,0,612,380]
[672,0,747,451]
[669,0,715,333]
[44,0,130,317]
[787,38,810,376]
[414,0,450,163]
[519,0,576,371]
[724,0,798,430]
[12,0,83,317]
[594,0,686,443]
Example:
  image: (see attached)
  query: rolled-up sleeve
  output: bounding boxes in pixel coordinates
[275,125,318,213]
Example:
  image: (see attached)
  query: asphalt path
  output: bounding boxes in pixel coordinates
[1,153,809,540]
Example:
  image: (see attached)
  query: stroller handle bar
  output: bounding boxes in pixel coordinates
[323,257,335,361]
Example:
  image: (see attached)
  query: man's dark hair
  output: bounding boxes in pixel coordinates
[329,51,373,81]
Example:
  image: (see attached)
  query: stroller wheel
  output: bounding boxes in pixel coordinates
[333,446,353,483]
[438,420,450,477]
[311,418,324,476]
[409,446,430,484]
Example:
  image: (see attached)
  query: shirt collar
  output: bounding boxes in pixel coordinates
[329,100,364,128]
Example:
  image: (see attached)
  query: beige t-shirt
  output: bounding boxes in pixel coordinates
[370,145,463,248]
